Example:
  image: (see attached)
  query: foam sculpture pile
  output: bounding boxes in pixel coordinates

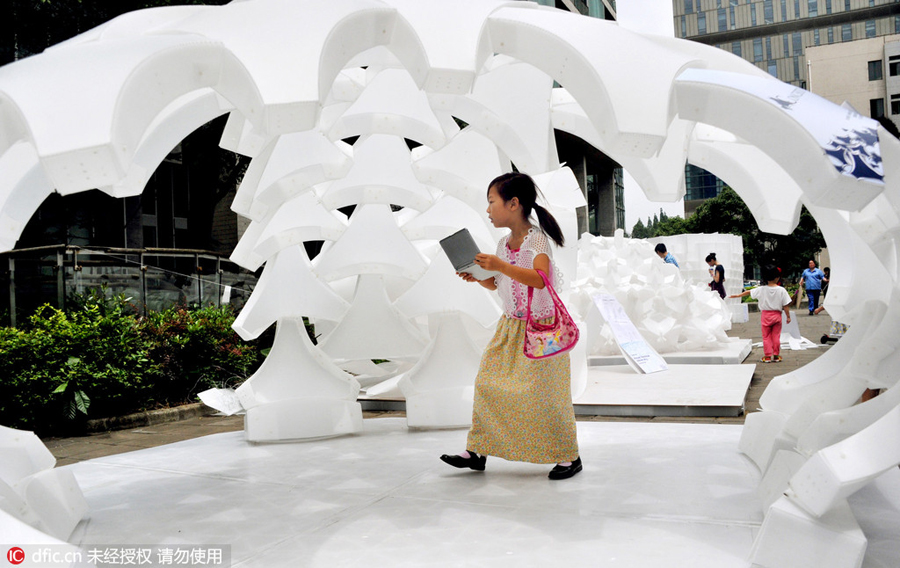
[0,426,88,541]
[0,1,898,564]
[569,230,735,356]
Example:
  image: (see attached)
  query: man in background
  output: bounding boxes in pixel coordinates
[654,243,679,268]
[799,259,826,315]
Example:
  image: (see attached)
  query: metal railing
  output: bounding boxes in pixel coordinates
[0,245,258,327]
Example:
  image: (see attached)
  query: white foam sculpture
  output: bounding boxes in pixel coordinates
[569,230,736,356]
[0,0,898,561]
[0,426,88,541]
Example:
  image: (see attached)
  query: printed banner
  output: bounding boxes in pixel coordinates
[678,68,884,185]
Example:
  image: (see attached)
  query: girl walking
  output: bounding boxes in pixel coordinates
[730,264,792,363]
[440,172,582,480]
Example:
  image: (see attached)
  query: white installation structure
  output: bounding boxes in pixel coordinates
[0,0,898,565]
[570,230,739,357]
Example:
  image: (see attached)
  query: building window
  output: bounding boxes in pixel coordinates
[766,37,772,59]
[844,0,850,10]
[751,4,757,25]
[891,94,900,115]
[825,0,832,13]
[732,41,742,56]
[870,60,884,80]
[793,32,802,54]
[828,27,834,43]
[783,34,790,55]
[780,0,787,21]
[842,23,852,42]
[869,0,875,6]
[685,165,724,201]
[889,55,900,76]
[685,0,693,14]
[794,56,800,80]
[730,5,736,28]
[808,0,817,16]
[698,11,707,34]
[717,0,722,7]
[754,38,763,61]
[718,8,727,30]
[794,0,800,17]
[814,28,820,45]
[764,0,774,23]
[866,20,876,38]
[896,15,900,34]
[768,60,778,77]
[871,98,885,118]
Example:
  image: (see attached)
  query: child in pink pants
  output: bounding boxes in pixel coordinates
[730,265,792,363]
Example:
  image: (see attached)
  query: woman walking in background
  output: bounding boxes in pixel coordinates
[706,252,726,298]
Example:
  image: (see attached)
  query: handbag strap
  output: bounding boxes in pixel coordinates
[526,269,556,324]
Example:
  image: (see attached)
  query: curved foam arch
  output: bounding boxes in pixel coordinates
[0,36,264,195]
[483,7,703,158]
[674,68,885,211]
[105,90,232,198]
[687,126,804,235]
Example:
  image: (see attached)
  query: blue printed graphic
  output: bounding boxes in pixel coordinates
[822,126,884,184]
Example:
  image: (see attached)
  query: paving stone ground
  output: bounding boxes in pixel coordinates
[42,307,839,466]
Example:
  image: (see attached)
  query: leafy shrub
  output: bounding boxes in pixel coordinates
[140,305,257,405]
[0,290,261,435]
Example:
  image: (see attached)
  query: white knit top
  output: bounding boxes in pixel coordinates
[494,227,561,320]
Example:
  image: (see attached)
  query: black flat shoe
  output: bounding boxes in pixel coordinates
[440,451,486,471]
[548,457,582,480]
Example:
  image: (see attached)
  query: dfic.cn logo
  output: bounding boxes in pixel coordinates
[7,547,25,565]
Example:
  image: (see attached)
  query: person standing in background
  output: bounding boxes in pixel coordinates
[706,252,725,298]
[799,260,825,315]
[654,243,679,268]
[729,265,792,363]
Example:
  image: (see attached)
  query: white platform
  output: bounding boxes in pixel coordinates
[574,364,756,417]
[587,338,753,367]
[60,419,900,568]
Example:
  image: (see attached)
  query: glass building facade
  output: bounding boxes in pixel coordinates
[674,0,900,89]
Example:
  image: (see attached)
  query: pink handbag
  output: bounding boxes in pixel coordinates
[524,270,579,359]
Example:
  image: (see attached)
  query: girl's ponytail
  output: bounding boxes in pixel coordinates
[534,204,565,248]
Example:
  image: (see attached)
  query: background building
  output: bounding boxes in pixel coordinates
[806,32,900,130]
[674,0,900,209]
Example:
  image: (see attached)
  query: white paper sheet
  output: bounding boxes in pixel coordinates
[592,294,668,374]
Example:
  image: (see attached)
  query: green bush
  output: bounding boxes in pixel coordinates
[0,290,261,435]
[141,304,257,405]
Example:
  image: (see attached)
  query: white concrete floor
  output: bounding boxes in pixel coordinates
[64,419,900,568]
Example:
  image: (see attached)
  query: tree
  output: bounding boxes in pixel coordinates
[631,218,648,239]
[653,215,690,236]
[688,187,825,280]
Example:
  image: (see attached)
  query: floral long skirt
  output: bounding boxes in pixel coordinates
[466,316,579,464]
